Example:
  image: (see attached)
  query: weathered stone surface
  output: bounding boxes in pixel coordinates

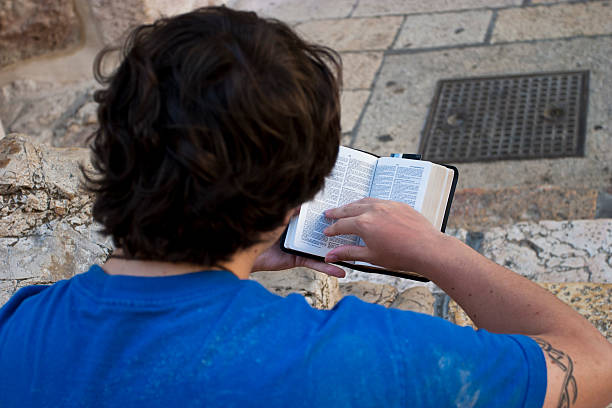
[295,16,403,51]
[448,282,612,341]
[0,118,4,140]
[0,80,99,147]
[353,0,521,17]
[341,90,370,133]
[228,0,356,23]
[353,37,612,192]
[391,286,435,315]
[448,186,599,230]
[0,134,95,237]
[339,281,398,307]
[251,268,341,310]
[341,52,383,90]
[394,10,492,50]
[492,3,612,43]
[90,0,227,45]
[0,0,81,68]
[0,135,113,306]
[476,220,612,283]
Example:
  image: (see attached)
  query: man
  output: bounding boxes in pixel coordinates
[1,6,611,407]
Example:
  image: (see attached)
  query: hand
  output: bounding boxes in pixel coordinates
[252,239,346,277]
[323,197,449,274]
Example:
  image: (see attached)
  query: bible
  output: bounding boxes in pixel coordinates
[281,146,458,282]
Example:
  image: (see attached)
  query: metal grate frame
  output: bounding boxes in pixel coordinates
[419,71,589,163]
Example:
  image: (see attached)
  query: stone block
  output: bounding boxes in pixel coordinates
[0,80,99,147]
[0,0,81,68]
[0,135,95,237]
[341,90,370,133]
[295,16,403,51]
[90,0,227,45]
[390,286,435,315]
[353,37,612,191]
[0,135,113,298]
[492,3,612,43]
[251,268,341,309]
[394,10,492,50]
[353,0,521,17]
[479,220,612,283]
[448,185,599,230]
[339,281,399,307]
[0,220,112,283]
[341,52,383,90]
[228,0,356,23]
[448,282,612,341]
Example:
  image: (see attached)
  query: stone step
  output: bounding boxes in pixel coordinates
[448,282,612,342]
[447,185,608,231]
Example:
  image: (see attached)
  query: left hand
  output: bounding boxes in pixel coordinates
[252,240,346,277]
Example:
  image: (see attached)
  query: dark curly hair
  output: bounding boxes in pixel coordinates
[84,6,342,266]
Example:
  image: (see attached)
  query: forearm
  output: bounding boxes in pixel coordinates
[426,235,598,339]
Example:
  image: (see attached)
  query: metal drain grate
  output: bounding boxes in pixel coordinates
[420,71,589,163]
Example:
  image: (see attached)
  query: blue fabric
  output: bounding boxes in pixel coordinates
[0,265,546,407]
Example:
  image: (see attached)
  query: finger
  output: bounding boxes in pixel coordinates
[325,245,371,263]
[324,202,372,220]
[298,258,346,278]
[323,218,361,237]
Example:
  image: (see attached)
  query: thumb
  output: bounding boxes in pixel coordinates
[325,245,371,264]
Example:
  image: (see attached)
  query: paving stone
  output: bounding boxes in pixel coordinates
[353,0,522,17]
[393,10,492,50]
[341,90,370,133]
[353,37,612,191]
[251,268,341,310]
[476,219,612,283]
[341,52,384,89]
[448,282,612,341]
[448,186,599,230]
[492,3,612,43]
[228,0,356,23]
[295,16,403,51]
[390,286,435,315]
[0,0,81,68]
[339,281,399,307]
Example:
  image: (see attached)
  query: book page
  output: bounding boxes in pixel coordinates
[288,146,378,257]
[369,157,432,212]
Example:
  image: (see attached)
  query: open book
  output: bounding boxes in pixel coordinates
[281,146,458,281]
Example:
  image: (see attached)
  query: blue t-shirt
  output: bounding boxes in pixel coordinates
[0,265,546,407]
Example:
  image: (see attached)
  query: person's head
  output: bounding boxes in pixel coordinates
[86,6,341,267]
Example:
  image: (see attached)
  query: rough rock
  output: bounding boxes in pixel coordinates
[251,268,341,310]
[0,80,99,147]
[0,0,81,68]
[339,281,398,307]
[390,286,435,315]
[0,135,112,306]
[448,282,612,341]
[90,0,227,45]
[479,220,612,283]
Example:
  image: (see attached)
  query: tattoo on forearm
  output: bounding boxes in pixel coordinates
[533,337,578,408]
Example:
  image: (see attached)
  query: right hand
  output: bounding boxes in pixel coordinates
[323,198,451,274]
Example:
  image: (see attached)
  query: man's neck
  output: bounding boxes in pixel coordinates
[102,245,263,280]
